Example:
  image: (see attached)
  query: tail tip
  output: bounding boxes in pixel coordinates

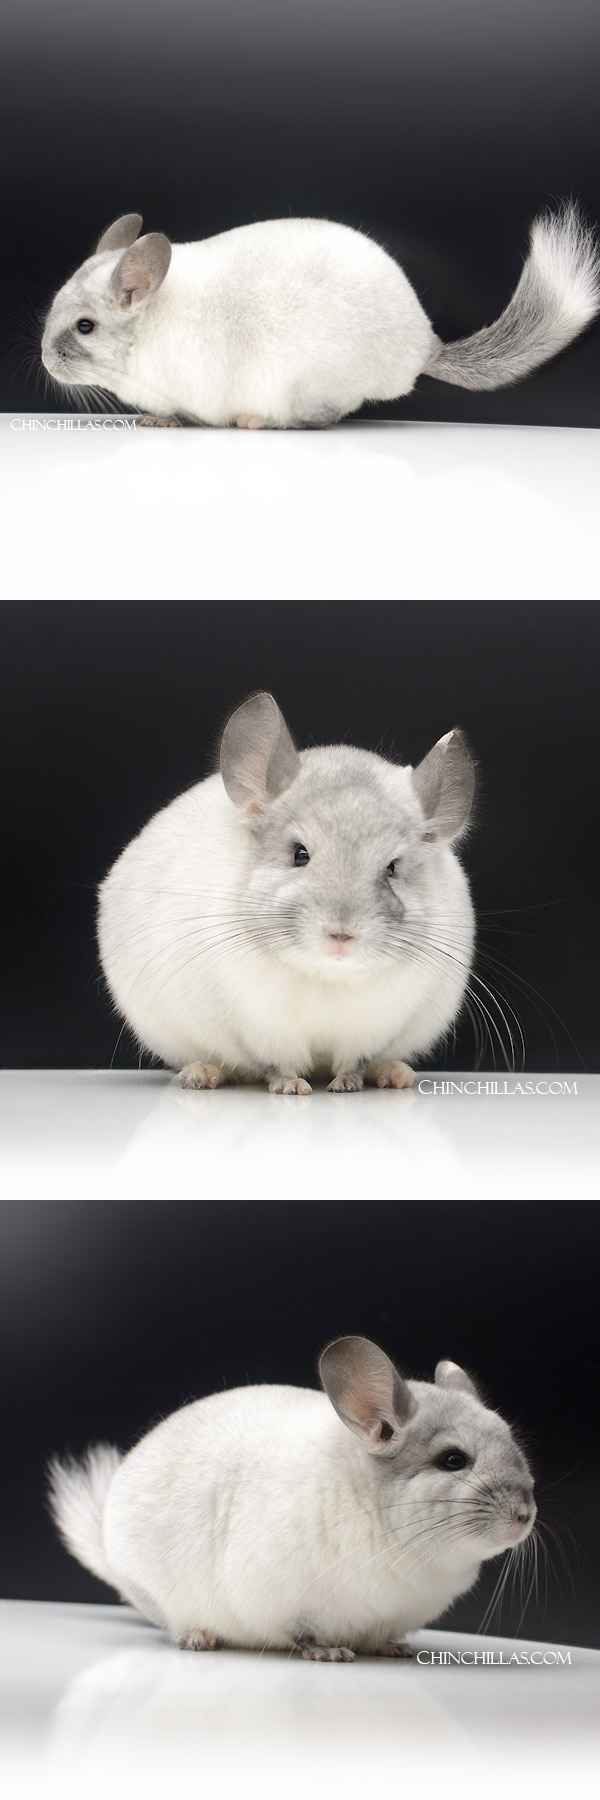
[529,198,600,328]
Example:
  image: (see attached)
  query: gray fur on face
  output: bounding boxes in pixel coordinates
[321,1336,536,1558]
[40,214,172,395]
[218,693,474,977]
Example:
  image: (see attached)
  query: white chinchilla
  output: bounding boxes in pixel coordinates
[48,1336,536,1659]
[40,203,599,427]
[97,691,477,1093]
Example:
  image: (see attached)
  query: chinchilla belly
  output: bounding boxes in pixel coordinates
[98,802,473,1074]
[101,945,470,1074]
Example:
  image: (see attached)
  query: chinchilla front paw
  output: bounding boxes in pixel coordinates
[268,1075,312,1095]
[174,1062,226,1089]
[301,1644,356,1662]
[328,1072,364,1093]
[177,1630,217,1651]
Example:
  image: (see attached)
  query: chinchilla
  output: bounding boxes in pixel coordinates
[40,203,599,427]
[48,1336,536,1659]
[96,691,477,1093]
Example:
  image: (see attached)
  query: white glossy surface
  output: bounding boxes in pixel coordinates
[1,415,599,599]
[0,1602,596,1800]
[0,1070,596,1199]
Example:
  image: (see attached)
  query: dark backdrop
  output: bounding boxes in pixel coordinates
[2,0,599,424]
[0,1199,598,1648]
[1,598,598,1073]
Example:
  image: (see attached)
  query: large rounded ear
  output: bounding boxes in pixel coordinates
[319,1336,416,1455]
[411,728,476,842]
[435,1359,480,1400]
[109,233,172,310]
[220,692,301,815]
[95,214,143,254]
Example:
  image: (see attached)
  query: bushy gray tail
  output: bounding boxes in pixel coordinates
[47,1444,122,1588]
[426,201,600,391]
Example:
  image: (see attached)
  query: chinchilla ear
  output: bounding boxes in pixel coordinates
[109,233,172,309]
[411,728,476,841]
[435,1359,480,1400]
[95,214,143,254]
[319,1335,416,1455]
[220,692,301,815]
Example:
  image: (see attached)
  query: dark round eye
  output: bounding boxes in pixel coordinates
[386,860,396,877]
[436,1450,468,1472]
[76,318,95,334]
[293,844,310,866]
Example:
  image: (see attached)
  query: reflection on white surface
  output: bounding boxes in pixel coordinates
[1,416,599,599]
[0,1602,597,1800]
[0,1071,597,1199]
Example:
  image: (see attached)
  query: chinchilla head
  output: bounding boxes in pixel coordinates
[220,691,476,982]
[40,214,171,393]
[320,1336,536,1564]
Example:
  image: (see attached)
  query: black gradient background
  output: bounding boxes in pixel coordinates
[2,598,599,1072]
[0,1199,598,1647]
[2,0,599,424]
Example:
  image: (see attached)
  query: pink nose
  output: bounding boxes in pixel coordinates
[506,1510,533,1542]
[328,931,355,958]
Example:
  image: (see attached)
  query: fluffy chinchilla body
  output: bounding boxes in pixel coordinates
[40,205,599,427]
[97,693,476,1093]
[48,1337,536,1658]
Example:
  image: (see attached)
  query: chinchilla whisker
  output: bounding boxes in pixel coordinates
[477,1551,516,1635]
[109,1016,131,1071]
[385,935,520,1070]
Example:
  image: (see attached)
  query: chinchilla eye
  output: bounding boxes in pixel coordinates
[76,318,96,334]
[386,860,396,877]
[436,1450,468,1472]
[293,844,310,867]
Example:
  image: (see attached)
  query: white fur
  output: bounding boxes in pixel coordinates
[96,744,475,1083]
[47,1443,122,1586]
[41,203,599,423]
[48,1360,535,1652]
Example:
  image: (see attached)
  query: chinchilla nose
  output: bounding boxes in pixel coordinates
[329,931,354,942]
[511,1488,536,1527]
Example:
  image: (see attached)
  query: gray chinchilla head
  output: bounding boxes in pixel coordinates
[320,1336,536,1560]
[40,214,171,393]
[219,691,477,983]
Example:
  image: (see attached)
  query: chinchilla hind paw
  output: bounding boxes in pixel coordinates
[368,1061,415,1089]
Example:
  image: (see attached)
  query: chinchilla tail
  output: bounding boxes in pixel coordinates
[425,200,600,391]
[47,1443,122,1585]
